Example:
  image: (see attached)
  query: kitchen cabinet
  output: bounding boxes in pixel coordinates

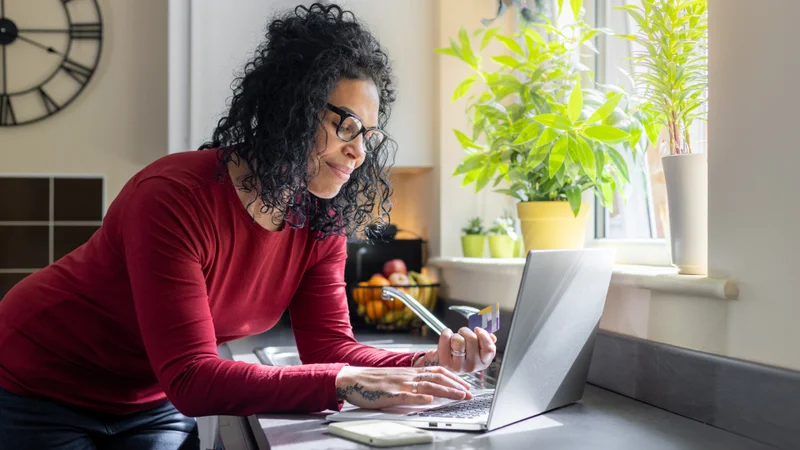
[169,0,435,168]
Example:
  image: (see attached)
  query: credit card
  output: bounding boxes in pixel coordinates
[467,303,500,333]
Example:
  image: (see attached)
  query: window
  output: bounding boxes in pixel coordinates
[588,0,708,265]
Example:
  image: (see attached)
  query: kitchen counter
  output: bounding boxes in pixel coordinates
[220,329,776,450]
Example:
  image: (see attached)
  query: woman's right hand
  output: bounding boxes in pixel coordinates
[334,366,473,409]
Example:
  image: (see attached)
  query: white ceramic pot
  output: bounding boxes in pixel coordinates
[662,153,708,275]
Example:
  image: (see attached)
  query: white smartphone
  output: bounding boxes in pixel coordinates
[327,420,434,447]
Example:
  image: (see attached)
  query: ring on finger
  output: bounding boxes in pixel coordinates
[412,381,419,393]
[450,349,466,357]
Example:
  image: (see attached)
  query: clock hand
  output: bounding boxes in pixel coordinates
[14,34,65,57]
[2,45,6,95]
[1,0,5,20]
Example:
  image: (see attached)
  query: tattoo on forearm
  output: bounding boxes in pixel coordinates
[336,383,398,402]
[423,358,439,367]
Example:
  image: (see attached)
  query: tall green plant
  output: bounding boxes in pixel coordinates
[618,0,708,155]
[439,2,654,217]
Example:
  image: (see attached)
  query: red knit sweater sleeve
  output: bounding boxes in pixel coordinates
[121,177,347,417]
[289,236,416,368]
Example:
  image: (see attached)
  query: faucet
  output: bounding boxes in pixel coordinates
[381,287,481,336]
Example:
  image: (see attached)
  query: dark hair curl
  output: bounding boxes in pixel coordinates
[199,3,396,238]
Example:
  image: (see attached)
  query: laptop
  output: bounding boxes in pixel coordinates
[326,248,615,432]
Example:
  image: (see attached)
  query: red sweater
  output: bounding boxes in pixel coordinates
[0,149,414,417]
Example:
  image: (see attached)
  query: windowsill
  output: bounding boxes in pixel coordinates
[428,257,739,303]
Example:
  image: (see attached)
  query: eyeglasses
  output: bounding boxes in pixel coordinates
[325,104,387,152]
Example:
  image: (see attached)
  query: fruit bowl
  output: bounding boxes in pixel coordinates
[350,281,440,331]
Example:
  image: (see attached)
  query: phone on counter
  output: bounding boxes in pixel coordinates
[327,420,434,447]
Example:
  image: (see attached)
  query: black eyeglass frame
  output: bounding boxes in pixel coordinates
[325,103,387,152]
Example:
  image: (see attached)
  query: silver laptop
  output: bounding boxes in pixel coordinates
[326,248,615,432]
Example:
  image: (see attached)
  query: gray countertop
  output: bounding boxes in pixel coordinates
[223,329,776,450]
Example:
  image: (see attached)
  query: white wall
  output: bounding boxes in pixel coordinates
[599,0,800,371]
[0,0,168,208]
[181,0,436,168]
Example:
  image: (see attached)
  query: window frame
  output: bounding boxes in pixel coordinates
[583,0,672,266]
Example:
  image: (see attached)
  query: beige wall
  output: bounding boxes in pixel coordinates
[600,0,800,371]
[0,0,168,210]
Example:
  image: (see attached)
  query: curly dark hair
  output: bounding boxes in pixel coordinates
[199,3,396,238]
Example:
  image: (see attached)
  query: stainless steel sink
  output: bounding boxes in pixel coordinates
[253,341,500,389]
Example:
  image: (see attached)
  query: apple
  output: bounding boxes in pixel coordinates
[388,272,410,286]
[382,259,407,278]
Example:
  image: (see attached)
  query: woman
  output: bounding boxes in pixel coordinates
[0,3,497,450]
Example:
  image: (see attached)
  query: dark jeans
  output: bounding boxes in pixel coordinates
[0,386,200,450]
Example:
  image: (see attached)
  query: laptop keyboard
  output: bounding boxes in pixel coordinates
[407,393,494,419]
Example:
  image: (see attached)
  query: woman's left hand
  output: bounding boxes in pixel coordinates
[413,327,497,374]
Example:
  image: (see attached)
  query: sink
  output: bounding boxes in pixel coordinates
[253,341,500,389]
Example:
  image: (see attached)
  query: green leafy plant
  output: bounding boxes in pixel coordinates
[440,1,655,216]
[488,214,518,240]
[617,0,708,155]
[462,217,486,235]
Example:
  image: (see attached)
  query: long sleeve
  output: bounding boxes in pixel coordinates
[289,236,416,368]
[121,177,347,416]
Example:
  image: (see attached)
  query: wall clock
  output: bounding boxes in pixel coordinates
[0,0,103,126]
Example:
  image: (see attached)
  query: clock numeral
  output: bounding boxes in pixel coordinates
[70,23,102,40]
[61,59,93,85]
[0,95,16,126]
[38,88,61,114]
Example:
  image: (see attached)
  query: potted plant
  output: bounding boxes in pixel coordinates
[618,0,708,274]
[487,213,519,258]
[440,0,654,251]
[461,216,486,257]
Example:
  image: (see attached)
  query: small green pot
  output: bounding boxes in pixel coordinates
[514,237,525,257]
[488,235,516,258]
[461,235,486,258]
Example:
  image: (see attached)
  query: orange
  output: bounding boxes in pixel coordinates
[353,281,370,305]
[366,301,386,321]
[368,275,391,301]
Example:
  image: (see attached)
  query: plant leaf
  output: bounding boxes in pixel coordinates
[534,114,573,131]
[599,180,614,211]
[527,147,549,171]
[571,0,583,19]
[452,75,477,101]
[495,34,525,57]
[491,55,521,69]
[452,153,486,175]
[435,47,457,57]
[584,125,630,143]
[575,136,597,181]
[568,82,583,124]
[475,163,496,193]
[481,27,501,50]
[523,27,545,46]
[453,129,482,149]
[606,147,629,183]
[645,121,663,145]
[549,134,568,177]
[458,27,477,67]
[566,186,582,217]
[536,128,559,148]
[585,92,622,125]
[512,122,541,145]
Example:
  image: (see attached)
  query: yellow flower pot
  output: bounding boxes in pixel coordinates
[488,235,516,258]
[516,201,591,251]
[461,235,486,257]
